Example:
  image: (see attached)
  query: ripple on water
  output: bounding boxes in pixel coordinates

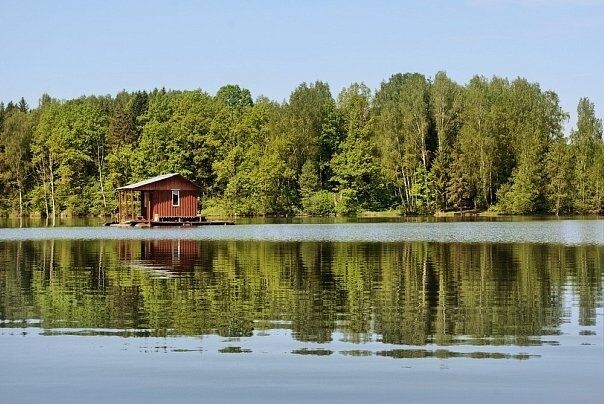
[0,220,602,245]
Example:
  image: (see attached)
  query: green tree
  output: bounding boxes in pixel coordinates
[0,102,5,133]
[331,83,383,211]
[210,85,254,197]
[0,109,33,217]
[592,143,604,213]
[286,81,337,189]
[570,98,603,213]
[31,100,62,219]
[497,82,566,214]
[213,98,274,214]
[545,138,574,215]
[429,71,462,210]
[456,76,507,209]
[135,90,217,192]
[18,97,28,113]
[216,84,253,109]
[447,149,474,211]
[373,73,434,213]
[31,97,109,218]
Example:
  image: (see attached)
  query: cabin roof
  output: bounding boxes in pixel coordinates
[117,173,201,191]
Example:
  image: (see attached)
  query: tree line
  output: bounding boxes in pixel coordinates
[0,72,602,217]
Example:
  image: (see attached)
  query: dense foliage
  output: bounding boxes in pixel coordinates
[1,72,602,217]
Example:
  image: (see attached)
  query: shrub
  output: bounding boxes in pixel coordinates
[302,190,335,216]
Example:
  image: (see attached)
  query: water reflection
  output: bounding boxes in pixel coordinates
[0,239,602,349]
[119,240,201,276]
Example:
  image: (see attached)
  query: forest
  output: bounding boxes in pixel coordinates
[0,72,603,217]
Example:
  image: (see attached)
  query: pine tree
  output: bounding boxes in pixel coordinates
[18,97,28,113]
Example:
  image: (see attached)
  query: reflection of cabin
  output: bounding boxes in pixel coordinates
[117,173,201,225]
[118,239,201,274]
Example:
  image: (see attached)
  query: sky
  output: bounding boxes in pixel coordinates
[1,0,603,131]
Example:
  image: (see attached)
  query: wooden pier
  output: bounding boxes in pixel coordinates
[105,219,234,227]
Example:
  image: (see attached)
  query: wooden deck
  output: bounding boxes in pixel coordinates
[105,219,235,227]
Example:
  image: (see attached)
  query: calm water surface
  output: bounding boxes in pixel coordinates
[0,220,602,403]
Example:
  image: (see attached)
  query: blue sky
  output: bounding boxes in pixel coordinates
[1,0,602,131]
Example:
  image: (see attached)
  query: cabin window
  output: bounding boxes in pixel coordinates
[172,190,180,207]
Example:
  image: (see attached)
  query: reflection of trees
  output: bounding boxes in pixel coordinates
[572,247,601,326]
[0,239,601,345]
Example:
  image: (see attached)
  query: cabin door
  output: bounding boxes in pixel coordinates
[147,193,152,221]
[142,192,152,220]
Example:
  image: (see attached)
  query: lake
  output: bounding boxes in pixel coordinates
[0,219,602,403]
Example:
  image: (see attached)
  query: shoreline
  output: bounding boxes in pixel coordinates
[0,210,603,221]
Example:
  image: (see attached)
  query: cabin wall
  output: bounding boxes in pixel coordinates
[150,190,198,218]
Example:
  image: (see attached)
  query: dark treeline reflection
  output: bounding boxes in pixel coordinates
[0,240,602,345]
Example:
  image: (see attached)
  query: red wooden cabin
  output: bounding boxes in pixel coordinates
[117,173,201,224]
